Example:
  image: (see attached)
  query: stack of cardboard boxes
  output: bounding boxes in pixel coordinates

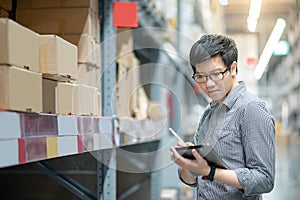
[116,28,141,118]
[0,18,42,112]
[15,0,101,115]
[0,0,101,115]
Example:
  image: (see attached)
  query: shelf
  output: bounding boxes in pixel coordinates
[0,111,165,169]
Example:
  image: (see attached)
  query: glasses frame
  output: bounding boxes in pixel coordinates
[192,66,231,83]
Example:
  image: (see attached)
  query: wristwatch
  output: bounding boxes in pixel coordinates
[202,166,216,181]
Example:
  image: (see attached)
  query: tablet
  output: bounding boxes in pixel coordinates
[175,144,228,169]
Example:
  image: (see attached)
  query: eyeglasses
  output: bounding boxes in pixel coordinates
[192,67,230,83]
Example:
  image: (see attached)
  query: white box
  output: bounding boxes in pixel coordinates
[0,65,42,112]
[0,18,39,72]
[39,34,77,78]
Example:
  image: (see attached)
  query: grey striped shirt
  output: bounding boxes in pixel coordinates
[189,82,275,200]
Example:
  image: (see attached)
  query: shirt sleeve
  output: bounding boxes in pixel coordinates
[234,102,275,198]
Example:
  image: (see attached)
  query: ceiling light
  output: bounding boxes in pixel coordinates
[249,0,262,19]
[254,18,286,80]
[247,0,262,32]
[247,17,257,32]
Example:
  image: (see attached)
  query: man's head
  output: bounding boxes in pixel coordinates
[189,34,239,103]
[189,34,238,74]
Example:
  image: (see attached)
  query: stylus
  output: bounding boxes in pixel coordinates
[168,127,185,143]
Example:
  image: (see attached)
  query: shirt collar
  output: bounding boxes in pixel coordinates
[210,81,246,109]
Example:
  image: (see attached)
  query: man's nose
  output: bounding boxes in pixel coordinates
[205,77,215,87]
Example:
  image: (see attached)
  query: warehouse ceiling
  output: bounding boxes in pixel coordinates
[222,0,297,48]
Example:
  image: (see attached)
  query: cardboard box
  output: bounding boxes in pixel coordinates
[77,84,98,115]
[0,8,9,17]
[42,78,56,114]
[43,79,79,115]
[0,18,39,72]
[0,0,12,11]
[96,91,101,116]
[43,80,100,115]
[39,34,77,78]
[116,28,134,57]
[17,0,98,14]
[17,8,100,42]
[62,34,100,66]
[0,65,42,112]
[77,63,101,89]
[56,82,78,115]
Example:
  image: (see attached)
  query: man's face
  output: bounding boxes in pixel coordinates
[195,56,234,103]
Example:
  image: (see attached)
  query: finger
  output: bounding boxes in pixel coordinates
[170,147,181,161]
[192,149,204,161]
[170,147,189,165]
[186,142,195,146]
[177,141,187,147]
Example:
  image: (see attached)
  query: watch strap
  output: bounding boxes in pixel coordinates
[202,165,216,181]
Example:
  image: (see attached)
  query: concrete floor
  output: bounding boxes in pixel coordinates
[263,134,300,200]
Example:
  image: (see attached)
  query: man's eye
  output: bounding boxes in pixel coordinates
[211,73,221,77]
[197,75,206,79]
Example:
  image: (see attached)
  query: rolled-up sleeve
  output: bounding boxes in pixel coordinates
[234,102,275,198]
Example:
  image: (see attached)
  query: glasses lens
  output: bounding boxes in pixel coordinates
[210,73,223,81]
[193,75,205,83]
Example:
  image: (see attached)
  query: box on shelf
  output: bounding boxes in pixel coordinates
[42,79,78,114]
[77,63,100,89]
[39,34,77,79]
[63,34,100,66]
[116,28,134,57]
[0,18,39,72]
[0,65,42,112]
[0,8,9,17]
[16,8,100,42]
[77,84,99,116]
[116,53,141,117]
[56,82,78,115]
[0,0,12,11]
[17,0,98,14]
[42,80,100,115]
[42,78,56,114]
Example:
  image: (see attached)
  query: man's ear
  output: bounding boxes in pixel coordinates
[230,61,237,76]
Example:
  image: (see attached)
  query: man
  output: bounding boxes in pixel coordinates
[170,34,275,199]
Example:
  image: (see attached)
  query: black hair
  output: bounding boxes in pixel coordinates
[189,34,238,74]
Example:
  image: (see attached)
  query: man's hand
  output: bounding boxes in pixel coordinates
[170,145,210,177]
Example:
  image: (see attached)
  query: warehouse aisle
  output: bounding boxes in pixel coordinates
[264,134,300,200]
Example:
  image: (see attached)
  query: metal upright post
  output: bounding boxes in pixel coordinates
[98,0,117,199]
